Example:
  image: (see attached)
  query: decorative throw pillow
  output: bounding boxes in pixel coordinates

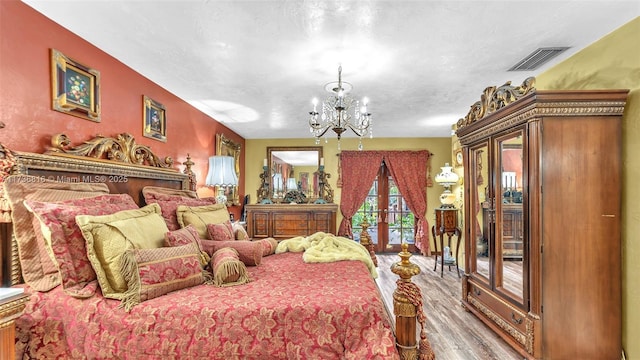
[176,203,229,238]
[206,221,234,241]
[210,247,250,287]
[30,215,57,271]
[76,203,169,299]
[165,225,210,267]
[254,238,279,257]
[3,175,110,291]
[119,243,209,311]
[208,240,263,266]
[24,193,138,297]
[142,185,198,201]
[232,221,250,240]
[142,186,216,231]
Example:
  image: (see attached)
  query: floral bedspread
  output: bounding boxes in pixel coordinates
[15,252,399,359]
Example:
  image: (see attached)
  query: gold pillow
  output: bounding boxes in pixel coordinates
[176,203,229,238]
[76,203,169,299]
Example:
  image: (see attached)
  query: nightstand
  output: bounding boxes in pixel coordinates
[0,292,29,358]
[432,207,461,278]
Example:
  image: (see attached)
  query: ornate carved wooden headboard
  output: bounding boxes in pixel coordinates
[0,133,194,286]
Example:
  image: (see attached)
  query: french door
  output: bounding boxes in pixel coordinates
[352,163,416,253]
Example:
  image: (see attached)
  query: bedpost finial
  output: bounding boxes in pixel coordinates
[391,242,420,281]
[358,216,377,267]
[182,153,196,191]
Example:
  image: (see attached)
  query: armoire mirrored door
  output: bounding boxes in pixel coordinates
[468,142,490,283]
[466,129,527,309]
[494,130,526,306]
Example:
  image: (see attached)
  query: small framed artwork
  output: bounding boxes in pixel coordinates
[50,49,101,122]
[142,95,167,142]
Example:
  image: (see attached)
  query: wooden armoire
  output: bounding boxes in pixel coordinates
[456,77,628,359]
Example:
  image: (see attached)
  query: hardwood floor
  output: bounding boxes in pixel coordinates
[376,254,523,360]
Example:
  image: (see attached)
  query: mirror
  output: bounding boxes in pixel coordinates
[263,146,323,203]
[497,132,524,302]
[471,143,490,281]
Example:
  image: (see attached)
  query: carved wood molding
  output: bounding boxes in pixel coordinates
[47,133,174,168]
[0,293,28,326]
[467,296,532,353]
[457,77,536,130]
[12,151,187,185]
[458,100,627,145]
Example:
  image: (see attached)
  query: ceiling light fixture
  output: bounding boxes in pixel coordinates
[308,65,372,150]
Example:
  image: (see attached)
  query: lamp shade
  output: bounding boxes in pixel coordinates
[434,163,459,187]
[286,178,298,191]
[272,173,283,192]
[205,156,238,186]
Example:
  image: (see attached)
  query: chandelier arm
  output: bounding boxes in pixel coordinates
[345,124,367,137]
[314,126,333,138]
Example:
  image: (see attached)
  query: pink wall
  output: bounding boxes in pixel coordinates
[0,0,244,216]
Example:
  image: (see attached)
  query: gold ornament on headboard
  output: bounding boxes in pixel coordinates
[47,133,174,168]
[457,77,536,129]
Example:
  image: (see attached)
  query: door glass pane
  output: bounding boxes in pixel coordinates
[388,177,415,247]
[497,132,524,302]
[353,180,378,245]
[352,167,415,253]
[471,144,490,280]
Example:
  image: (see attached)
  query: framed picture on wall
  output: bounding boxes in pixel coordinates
[142,95,167,142]
[216,133,241,205]
[50,49,101,122]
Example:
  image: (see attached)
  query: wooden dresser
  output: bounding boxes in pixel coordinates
[245,204,338,240]
[457,82,628,359]
[483,204,523,259]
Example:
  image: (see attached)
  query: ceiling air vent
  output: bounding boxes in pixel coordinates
[508,47,570,71]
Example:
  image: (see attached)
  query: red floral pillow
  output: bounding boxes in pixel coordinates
[165,225,210,267]
[3,175,109,292]
[208,240,263,266]
[210,247,250,287]
[120,243,207,311]
[25,194,138,298]
[254,238,279,257]
[206,221,234,241]
[143,192,217,231]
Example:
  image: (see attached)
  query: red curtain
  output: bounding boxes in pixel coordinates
[385,151,431,256]
[337,151,384,238]
[338,150,432,256]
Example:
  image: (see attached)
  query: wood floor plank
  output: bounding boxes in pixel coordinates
[376,254,524,360]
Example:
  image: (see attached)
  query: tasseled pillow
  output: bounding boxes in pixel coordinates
[210,247,250,287]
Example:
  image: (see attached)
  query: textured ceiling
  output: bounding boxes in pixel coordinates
[23,1,640,139]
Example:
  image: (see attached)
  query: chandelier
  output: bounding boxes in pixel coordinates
[308,66,372,150]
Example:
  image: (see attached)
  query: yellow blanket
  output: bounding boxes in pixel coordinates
[276,232,378,278]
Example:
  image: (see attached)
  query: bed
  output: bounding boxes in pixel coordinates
[0,133,429,359]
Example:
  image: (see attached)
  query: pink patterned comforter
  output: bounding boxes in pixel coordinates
[16,252,399,359]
